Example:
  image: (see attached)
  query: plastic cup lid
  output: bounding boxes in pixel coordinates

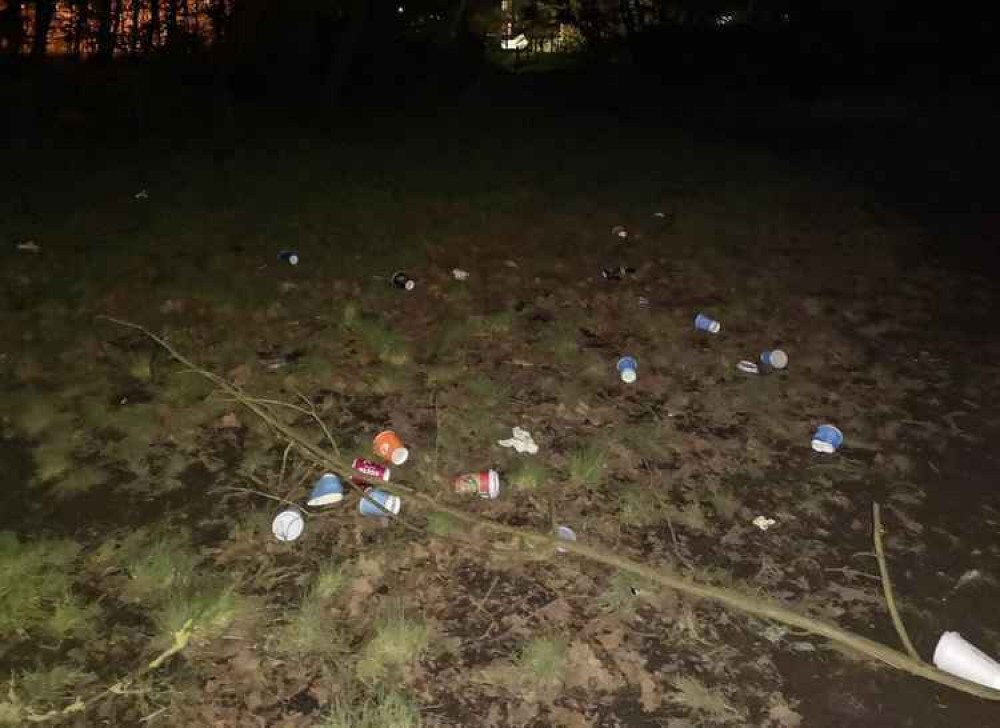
[272,509,305,541]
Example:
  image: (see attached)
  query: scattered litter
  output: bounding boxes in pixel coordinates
[737,360,760,375]
[637,295,650,307]
[257,349,304,370]
[953,569,984,592]
[616,356,638,384]
[374,430,409,465]
[272,509,305,542]
[16,241,40,254]
[760,349,789,371]
[504,259,519,269]
[497,427,539,454]
[933,632,1000,689]
[454,470,501,499]
[602,266,636,280]
[811,424,844,454]
[134,189,149,200]
[694,313,721,333]
[555,525,577,553]
[277,250,299,266]
[753,515,777,531]
[611,225,628,239]
[392,270,415,290]
[452,268,470,281]
[629,586,642,596]
[308,473,344,506]
[353,457,391,481]
[359,488,401,518]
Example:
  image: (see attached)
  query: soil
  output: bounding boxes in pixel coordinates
[2,70,999,727]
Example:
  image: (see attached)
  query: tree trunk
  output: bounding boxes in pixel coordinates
[31,0,56,58]
[70,0,88,59]
[165,0,177,45]
[0,0,27,56]
[323,0,368,105]
[96,0,115,59]
[145,0,159,50]
[131,0,142,53]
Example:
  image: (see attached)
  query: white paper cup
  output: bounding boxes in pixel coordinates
[272,509,305,542]
[933,631,1000,689]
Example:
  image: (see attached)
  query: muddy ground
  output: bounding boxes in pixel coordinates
[2,73,1000,727]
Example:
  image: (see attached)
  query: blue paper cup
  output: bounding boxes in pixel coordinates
[811,424,844,454]
[616,356,638,383]
[556,525,577,553]
[358,488,401,518]
[694,313,721,333]
[760,350,788,370]
[307,473,344,507]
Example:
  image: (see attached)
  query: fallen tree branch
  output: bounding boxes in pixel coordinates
[873,502,922,662]
[98,315,1000,702]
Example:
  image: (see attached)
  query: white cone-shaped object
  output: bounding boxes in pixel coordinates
[933,632,1000,689]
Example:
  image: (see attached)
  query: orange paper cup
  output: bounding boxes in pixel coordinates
[373,430,408,465]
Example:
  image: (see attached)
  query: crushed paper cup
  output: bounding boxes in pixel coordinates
[452,268,470,281]
[694,313,721,334]
[498,427,538,454]
[737,360,760,374]
[359,488,401,518]
[760,349,788,370]
[811,424,843,454]
[752,515,777,531]
[616,356,638,383]
[933,632,1000,689]
[555,525,577,553]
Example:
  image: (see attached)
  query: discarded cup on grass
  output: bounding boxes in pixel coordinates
[272,509,305,542]
[555,525,577,553]
[617,356,638,384]
[454,470,501,499]
[452,268,470,281]
[637,295,650,307]
[737,360,760,375]
[760,349,788,371]
[611,225,628,239]
[277,250,299,266]
[373,431,409,465]
[307,473,344,507]
[694,313,721,334]
[933,632,1000,689]
[359,488,401,518]
[353,457,391,481]
[391,271,415,290]
[811,424,844,454]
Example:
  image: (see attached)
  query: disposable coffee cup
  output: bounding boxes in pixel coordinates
[358,488,401,518]
[811,424,844,454]
[373,431,409,465]
[694,313,721,334]
[278,250,299,266]
[272,509,305,541]
[611,225,628,239]
[760,350,788,370]
[737,360,760,374]
[307,473,344,507]
[933,632,1000,689]
[556,525,577,553]
[391,271,415,291]
[617,356,638,383]
[453,470,500,499]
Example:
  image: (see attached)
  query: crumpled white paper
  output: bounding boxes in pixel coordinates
[752,515,777,531]
[497,426,538,454]
[452,268,470,280]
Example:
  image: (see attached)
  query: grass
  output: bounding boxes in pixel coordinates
[321,689,422,728]
[9,394,71,438]
[597,571,643,618]
[567,446,608,489]
[119,530,199,604]
[508,460,548,491]
[15,664,97,707]
[273,566,348,660]
[618,483,662,528]
[426,512,462,537]
[45,463,108,500]
[152,579,249,649]
[517,637,568,696]
[0,532,87,639]
[356,600,430,683]
[31,437,77,483]
[668,675,741,722]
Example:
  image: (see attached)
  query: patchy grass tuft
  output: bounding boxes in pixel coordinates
[668,674,741,722]
[321,689,422,728]
[508,460,549,491]
[517,637,568,695]
[356,600,430,683]
[567,446,607,489]
[0,532,84,639]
